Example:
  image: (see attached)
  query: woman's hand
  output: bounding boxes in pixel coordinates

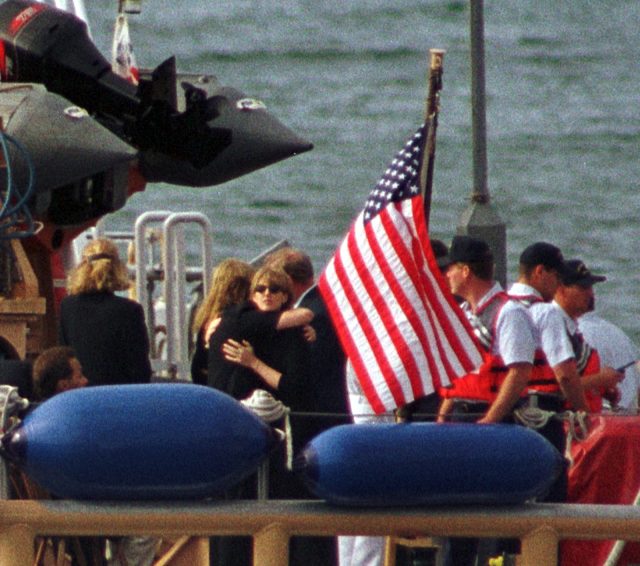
[303,324,316,343]
[222,339,256,368]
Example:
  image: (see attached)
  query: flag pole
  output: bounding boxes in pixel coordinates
[419,48,446,224]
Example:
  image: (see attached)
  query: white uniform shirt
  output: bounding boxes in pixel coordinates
[579,311,640,411]
[470,282,536,366]
[508,282,575,367]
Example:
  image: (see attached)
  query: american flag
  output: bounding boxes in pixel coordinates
[111,13,139,85]
[318,124,483,414]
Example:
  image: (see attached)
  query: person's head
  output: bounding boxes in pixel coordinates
[554,259,606,318]
[250,266,293,312]
[67,238,129,295]
[445,236,494,298]
[263,247,314,302]
[193,258,255,332]
[518,242,566,301]
[33,346,88,400]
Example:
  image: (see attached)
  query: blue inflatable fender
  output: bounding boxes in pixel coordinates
[295,423,564,506]
[1,383,278,500]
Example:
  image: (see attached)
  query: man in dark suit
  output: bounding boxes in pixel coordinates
[264,247,349,566]
[264,247,349,432]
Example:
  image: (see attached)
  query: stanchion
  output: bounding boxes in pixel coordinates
[520,525,558,566]
[0,523,35,566]
[253,523,289,566]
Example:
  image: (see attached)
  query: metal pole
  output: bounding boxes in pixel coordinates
[469,0,488,205]
[457,0,507,287]
[419,48,446,223]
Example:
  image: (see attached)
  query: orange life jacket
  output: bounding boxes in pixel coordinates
[509,292,560,396]
[442,292,511,403]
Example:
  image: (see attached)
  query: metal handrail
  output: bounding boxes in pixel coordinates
[1,499,640,566]
[162,213,213,378]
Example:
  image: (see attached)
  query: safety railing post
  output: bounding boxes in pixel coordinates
[253,523,290,566]
[0,524,34,566]
[134,211,172,352]
[520,525,558,566]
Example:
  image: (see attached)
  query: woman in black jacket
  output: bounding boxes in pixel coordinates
[189,258,255,386]
[58,238,152,386]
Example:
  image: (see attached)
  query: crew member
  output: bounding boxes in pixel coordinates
[553,259,623,414]
[507,242,589,503]
[438,236,536,566]
[439,236,536,424]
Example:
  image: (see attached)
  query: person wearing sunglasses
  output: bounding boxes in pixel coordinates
[207,265,317,566]
[207,265,314,399]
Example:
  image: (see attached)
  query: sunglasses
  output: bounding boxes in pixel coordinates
[254,284,284,294]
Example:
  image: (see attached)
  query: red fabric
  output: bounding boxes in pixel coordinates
[561,416,640,565]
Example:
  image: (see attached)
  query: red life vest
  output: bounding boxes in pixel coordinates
[442,292,511,403]
[509,292,560,396]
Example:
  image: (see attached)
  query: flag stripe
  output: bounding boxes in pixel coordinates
[343,223,406,406]
[370,206,432,398]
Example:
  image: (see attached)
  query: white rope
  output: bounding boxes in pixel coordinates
[0,385,29,429]
[512,406,555,430]
[241,389,293,470]
[563,410,589,466]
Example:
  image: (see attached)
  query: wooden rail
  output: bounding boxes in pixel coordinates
[1,500,640,566]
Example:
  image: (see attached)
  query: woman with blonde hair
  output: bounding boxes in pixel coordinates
[58,238,152,386]
[190,258,255,386]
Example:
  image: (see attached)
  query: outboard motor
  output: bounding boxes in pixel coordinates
[0,0,312,188]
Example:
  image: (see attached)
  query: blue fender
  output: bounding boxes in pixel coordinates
[2,383,278,500]
[295,423,563,506]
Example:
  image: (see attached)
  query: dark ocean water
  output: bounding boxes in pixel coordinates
[84,1,639,339]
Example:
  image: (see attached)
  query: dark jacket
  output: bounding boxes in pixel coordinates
[59,292,152,386]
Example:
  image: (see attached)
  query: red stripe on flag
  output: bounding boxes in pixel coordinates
[341,227,406,406]
[368,208,430,398]
[408,200,482,373]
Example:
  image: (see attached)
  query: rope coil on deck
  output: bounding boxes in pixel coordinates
[241,389,293,470]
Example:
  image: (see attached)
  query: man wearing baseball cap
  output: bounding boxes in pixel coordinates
[553,259,623,414]
[440,235,536,424]
[508,243,590,414]
[440,236,537,566]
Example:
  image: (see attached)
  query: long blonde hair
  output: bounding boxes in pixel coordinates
[192,258,255,333]
[67,239,130,295]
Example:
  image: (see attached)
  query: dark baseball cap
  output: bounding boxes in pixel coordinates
[430,238,451,269]
[519,242,566,273]
[560,259,606,287]
[448,235,493,264]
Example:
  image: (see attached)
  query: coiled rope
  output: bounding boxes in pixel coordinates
[241,389,293,470]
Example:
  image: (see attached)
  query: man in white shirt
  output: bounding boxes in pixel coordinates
[553,260,623,412]
[579,311,639,412]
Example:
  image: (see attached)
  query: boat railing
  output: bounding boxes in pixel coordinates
[1,498,640,566]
